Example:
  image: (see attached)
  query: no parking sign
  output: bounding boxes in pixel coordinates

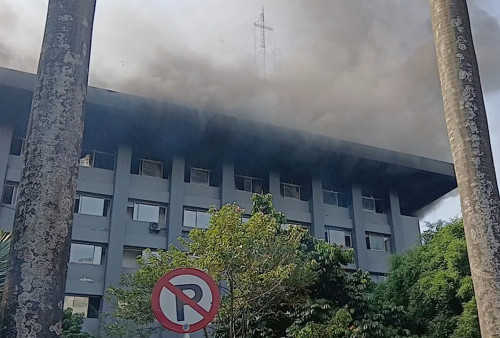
[151,268,220,333]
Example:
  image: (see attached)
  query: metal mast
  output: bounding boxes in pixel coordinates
[254,7,274,76]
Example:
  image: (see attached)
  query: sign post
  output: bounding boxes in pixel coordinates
[151,268,220,335]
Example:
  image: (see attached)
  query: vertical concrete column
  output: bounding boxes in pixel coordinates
[269,170,281,210]
[221,162,235,205]
[351,184,369,270]
[311,175,325,240]
[167,156,185,247]
[0,125,13,203]
[101,145,132,314]
[388,189,405,252]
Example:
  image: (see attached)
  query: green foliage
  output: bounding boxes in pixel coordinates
[375,218,480,337]
[61,308,94,338]
[0,230,11,293]
[106,194,409,337]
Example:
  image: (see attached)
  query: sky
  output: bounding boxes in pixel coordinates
[0,0,499,225]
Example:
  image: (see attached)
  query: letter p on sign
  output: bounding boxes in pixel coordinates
[151,268,220,333]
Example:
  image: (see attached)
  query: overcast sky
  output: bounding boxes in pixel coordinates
[1,0,499,224]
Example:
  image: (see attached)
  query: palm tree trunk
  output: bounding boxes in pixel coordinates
[0,0,96,336]
[429,0,500,336]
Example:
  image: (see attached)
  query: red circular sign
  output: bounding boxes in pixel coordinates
[151,268,220,333]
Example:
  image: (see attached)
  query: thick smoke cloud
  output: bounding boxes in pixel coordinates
[1,0,499,161]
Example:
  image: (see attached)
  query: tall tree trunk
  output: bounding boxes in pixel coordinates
[0,1,96,336]
[429,0,500,336]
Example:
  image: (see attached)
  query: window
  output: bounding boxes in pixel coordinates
[122,248,142,268]
[327,228,352,248]
[362,194,385,213]
[283,222,310,232]
[63,295,101,318]
[281,183,301,200]
[140,159,163,178]
[366,233,391,252]
[235,175,263,193]
[74,195,111,216]
[2,183,18,205]
[323,190,348,207]
[122,247,159,268]
[69,243,104,265]
[190,168,210,185]
[133,203,160,223]
[80,149,115,170]
[371,274,387,283]
[9,137,25,156]
[183,209,210,229]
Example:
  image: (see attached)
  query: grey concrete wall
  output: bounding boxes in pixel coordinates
[401,215,421,249]
[5,155,22,182]
[125,220,167,249]
[311,175,325,239]
[269,170,281,210]
[388,189,405,253]
[101,145,132,316]
[167,156,185,247]
[65,263,105,295]
[221,162,236,205]
[71,214,110,244]
[77,166,114,195]
[351,184,369,270]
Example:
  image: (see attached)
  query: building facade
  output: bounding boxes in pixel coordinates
[0,67,457,336]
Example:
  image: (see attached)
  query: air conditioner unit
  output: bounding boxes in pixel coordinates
[149,222,160,233]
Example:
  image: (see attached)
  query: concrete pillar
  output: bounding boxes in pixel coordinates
[221,162,235,205]
[0,125,13,204]
[167,156,186,247]
[350,184,369,270]
[101,145,132,314]
[311,175,325,240]
[269,170,281,210]
[388,189,405,252]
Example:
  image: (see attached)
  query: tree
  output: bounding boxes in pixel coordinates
[428,1,500,336]
[61,308,93,338]
[0,1,96,336]
[375,219,480,337]
[106,194,409,337]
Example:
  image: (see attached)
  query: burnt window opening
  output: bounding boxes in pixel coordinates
[80,149,115,171]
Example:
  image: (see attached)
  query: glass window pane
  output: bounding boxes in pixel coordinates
[328,229,345,246]
[183,210,197,228]
[369,234,386,251]
[93,246,103,265]
[196,211,211,229]
[323,191,338,205]
[87,297,101,318]
[375,199,385,213]
[94,152,115,170]
[79,196,105,216]
[243,178,252,192]
[133,203,160,223]
[141,160,162,178]
[9,138,24,156]
[252,179,263,193]
[122,249,141,268]
[283,184,300,199]
[191,169,209,185]
[64,296,89,317]
[235,176,245,190]
[2,185,15,205]
[69,244,95,264]
[362,197,375,211]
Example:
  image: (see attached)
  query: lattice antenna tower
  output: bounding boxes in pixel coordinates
[254,7,274,76]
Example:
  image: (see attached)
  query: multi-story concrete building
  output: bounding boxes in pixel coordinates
[0,67,457,336]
